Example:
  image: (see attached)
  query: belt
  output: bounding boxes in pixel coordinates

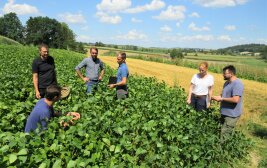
[192,93,207,98]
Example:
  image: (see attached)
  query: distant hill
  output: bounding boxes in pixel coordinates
[217,44,266,53]
[0,35,21,45]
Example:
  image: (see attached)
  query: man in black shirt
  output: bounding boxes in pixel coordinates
[32,44,57,99]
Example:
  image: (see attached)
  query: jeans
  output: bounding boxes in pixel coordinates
[190,94,207,111]
[86,80,98,94]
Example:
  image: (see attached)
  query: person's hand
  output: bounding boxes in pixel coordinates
[212,96,222,102]
[98,76,102,81]
[67,112,80,121]
[35,90,41,99]
[83,77,89,82]
[207,102,211,108]
[60,112,80,127]
[108,84,116,89]
[186,98,191,104]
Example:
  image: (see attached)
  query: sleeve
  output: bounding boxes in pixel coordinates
[233,81,244,97]
[210,75,214,86]
[39,113,49,130]
[75,58,87,70]
[32,59,38,73]
[100,61,105,70]
[191,74,196,84]
[121,67,128,78]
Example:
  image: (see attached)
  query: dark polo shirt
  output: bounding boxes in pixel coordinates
[32,56,57,89]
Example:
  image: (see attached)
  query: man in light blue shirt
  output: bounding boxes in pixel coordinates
[108,52,129,99]
[75,47,105,94]
[212,65,244,142]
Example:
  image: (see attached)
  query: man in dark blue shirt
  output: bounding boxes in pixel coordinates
[25,85,61,133]
[108,52,129,99]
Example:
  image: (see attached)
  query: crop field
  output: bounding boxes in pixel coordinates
[0,45,252,167]
[98,47,267,83]
[100,56,267,167]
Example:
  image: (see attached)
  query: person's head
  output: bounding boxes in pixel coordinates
[198,62,208,76]
[90,47,98,61]
[223,65,236,80]
[117,52,126,65]
[39,44,49,60]
[45,85,61,101]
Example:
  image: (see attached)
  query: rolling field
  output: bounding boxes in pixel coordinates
[99,55,267,167]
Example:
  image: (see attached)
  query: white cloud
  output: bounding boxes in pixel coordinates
[160,34,214,42]
[153,5,186,21]
[217,35,232,41]
[76,35,91,42]
[125,0,165,13]
[189,12,200,18]
[188,22,210,31]
[131,17,143,23]
[191,0,248,8]
[176,22,181,28]
[2,0,38,15]
[96,0,131,13]
[115,30,148,40]
[256,38,267,44]
[224,25,236,31]
[58,13,86,24]
[160,25,172,32]
[96,12,121,24]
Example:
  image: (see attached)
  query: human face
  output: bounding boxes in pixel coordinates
[90,49,98,60]
[39,47,49,60]
[198,65,207,76]
[223,69,232,80]
[117,55,124,65]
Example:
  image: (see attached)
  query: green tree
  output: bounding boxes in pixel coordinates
[25,16,63,48]
[261,46,267,61]
[170,49,184,59]
[0,12,24,43]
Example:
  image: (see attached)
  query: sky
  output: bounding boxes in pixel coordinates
[0,0,266,49]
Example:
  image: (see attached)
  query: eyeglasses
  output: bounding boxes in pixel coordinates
[91,52,98,54]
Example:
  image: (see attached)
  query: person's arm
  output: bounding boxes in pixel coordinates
[109,77,127,88]
[186,83,193,104]
[207,85,213,108]
[98,69,105,81]
[75,69,89,82]
[33,73,41,99]
[212,95,240,103]
[75,59,89,82]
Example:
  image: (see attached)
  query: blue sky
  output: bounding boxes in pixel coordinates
[0,0,266,49]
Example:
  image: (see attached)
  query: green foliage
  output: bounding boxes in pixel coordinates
[0,13,24,43]
[0,45,252,167]
[170,49,184,59]
[0,35,21,45]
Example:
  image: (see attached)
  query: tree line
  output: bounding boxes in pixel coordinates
[0,12,86,53]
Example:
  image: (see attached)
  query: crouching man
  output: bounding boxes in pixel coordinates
[25,85,80,133]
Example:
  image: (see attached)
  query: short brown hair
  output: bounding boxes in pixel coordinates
[118,52,126,60]
[45,85,61,101]
[90,47,98,53]
[199,62,208,68]
[38,43,49,51]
